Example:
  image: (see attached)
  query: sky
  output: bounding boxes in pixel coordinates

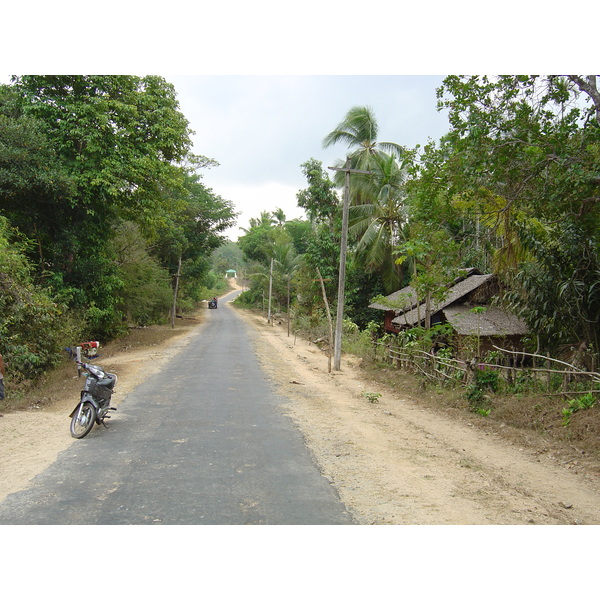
[167,75,451,239]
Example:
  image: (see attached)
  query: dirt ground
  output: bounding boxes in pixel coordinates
[2,289,600,525]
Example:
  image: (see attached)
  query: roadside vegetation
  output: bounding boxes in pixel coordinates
[232,76,600,460]
[0,76,235,404]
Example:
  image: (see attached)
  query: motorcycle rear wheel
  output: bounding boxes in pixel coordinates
[70,401,97,439]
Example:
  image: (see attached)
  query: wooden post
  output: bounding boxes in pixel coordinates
[316,267,333,373]
[328,159,372,370]
[267,257,273,325]
[171,254,182,329]
[287,274,291,337]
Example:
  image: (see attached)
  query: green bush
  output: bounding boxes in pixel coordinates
[0,216,82,385]
[465,368,499,414]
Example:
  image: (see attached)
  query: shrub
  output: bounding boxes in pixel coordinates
[465,368,499,414]
[0,216,82,386]
[562,393,597,426]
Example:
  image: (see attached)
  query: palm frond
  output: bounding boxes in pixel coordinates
[378,141,405,159]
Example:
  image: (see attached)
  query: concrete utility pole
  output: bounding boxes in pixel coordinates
[328,158,372,371]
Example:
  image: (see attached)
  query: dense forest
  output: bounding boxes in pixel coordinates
[1,75,599,396]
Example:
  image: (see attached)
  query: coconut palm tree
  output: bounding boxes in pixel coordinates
[323,106,408,292]
[323,105,404,177]
[348,151,408,292]
[268,240,303,335]
[272,207,287,227]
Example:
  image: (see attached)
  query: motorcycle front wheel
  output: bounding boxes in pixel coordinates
[70,401,97,439]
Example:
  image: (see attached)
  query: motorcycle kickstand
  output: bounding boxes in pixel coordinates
[98,407,116,428]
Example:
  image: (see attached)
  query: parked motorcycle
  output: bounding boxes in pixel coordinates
[69,357,118,439]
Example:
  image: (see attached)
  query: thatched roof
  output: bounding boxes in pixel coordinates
[368,285,419,312]
[392,274,495,327]
[443,305,528,336]
[369,268,483,314]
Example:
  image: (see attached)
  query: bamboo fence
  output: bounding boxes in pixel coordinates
[376,340,600,397]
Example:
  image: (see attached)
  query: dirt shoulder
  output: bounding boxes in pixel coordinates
[2,292,600,524]
[234,308,600,525]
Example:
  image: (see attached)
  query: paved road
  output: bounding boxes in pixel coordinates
[0,289,353,525]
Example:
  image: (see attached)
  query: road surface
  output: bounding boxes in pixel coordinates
[0,289,353,525]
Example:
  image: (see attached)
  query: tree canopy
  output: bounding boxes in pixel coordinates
[0,75,236,385]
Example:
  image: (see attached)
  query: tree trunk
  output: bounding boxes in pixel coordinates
[267,257,273,325]
[317,267,334,373]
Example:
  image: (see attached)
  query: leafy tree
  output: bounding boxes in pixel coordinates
[296,159,339,225]
[7,76,194,295]
[434,75,600,355]
[505,219,600,354]
[395,228,460,328]
[283,219,312,256]
[12,75,193,226]
[269,239,302,320]
[0,86,76,267]
[294,160,344,313]
[238,211,291,265]
[2,76,239,329]
[109,222,173,325]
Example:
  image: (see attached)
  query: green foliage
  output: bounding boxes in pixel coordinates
[562,393,597,426]
[465,368,499,414]
[362,391,382,403]
[340,318,380,357]
[474,368,500,393]
[233,288,263,308]
[0,76,237,388]
[395,323,454,352]
[296,159,339,225]
[348,151,408,292]
[0,216,82,384]
[323,105,404,177]
[284,219,313,255]
[505,219,600,353]
[110,222,173,325]
[435,75,600,357]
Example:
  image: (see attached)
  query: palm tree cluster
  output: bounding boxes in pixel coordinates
[323,106,408,293]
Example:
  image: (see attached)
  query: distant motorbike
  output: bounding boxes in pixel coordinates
[208,300,218,309]
[69,359,118,439]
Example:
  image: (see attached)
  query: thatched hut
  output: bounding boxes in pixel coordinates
[369,268,528,357]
